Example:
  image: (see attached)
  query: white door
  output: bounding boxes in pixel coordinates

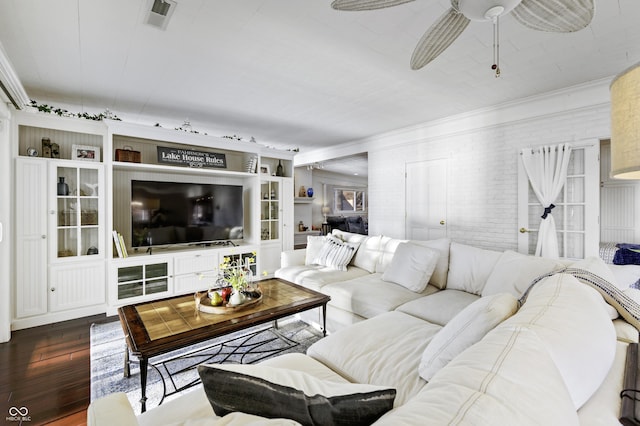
[405,159,447,240]
[517,141,600,259]
[15,158,49,318]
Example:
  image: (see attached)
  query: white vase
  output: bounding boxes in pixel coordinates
[229,290,245,305]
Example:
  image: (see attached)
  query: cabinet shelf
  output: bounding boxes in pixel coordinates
[294,197,315,204]
[112,160,255,177]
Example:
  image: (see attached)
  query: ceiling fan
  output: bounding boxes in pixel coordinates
[331,0,594,75]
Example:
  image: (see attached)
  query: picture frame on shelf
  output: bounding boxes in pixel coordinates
[72,144,100,162]
[260,165,271,175]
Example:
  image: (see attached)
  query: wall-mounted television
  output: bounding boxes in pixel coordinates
[131,180,243,248]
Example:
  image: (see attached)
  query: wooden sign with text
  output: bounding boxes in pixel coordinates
[157,146,227,169]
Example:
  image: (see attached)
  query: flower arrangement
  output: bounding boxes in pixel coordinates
[218,253,256,293]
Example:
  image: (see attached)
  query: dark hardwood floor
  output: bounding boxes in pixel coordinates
[0,314,117,426]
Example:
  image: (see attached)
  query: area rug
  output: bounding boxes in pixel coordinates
[90,317,324,414]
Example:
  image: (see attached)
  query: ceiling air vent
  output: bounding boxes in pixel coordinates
[145,0,177,30]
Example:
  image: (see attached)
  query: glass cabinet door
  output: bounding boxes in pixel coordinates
[51,162,103,259]
[260,180,280,241]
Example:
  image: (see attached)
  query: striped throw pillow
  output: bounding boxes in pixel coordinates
[313,235,360,271]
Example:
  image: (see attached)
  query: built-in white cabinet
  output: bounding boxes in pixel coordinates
[12,111,295,327]
[112,256,172,305]
[109,245,259,311]
[15,159,106,325]
[173,252,219,295]
[49,260,106,312]
[260,176,294,276]
[13,114,107,329]
[50,162,104,259]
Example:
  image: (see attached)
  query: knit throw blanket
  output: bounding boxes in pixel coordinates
[520,268,640,330]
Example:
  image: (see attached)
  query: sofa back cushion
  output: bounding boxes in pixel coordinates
[331,230,381,273]
[481,250,566,298]
[305,235,327,265]
[446,242,501,295]
[410,238,451,289]
[375,237,407,274]
[510,273,617,409]
[382,242,439,292]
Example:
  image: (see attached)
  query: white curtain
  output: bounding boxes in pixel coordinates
[521,143,572,259]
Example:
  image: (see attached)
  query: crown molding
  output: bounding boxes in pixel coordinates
[0,42,29,109]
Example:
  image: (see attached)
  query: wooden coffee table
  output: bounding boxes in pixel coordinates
[117,278,330,412]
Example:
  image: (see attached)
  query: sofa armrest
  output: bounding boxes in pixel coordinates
[281,249,306,267]
[86,392,138,426]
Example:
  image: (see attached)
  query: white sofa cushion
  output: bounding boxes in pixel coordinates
[331,230,383,273]
[322,273,439,319]
[577,340,631,426]
[409,238,450,289]
[274,264,370,292]
[375,322,581,426]
[418,292,519,381]
[446,242,501,295]
[510,273,617,409]
[313,235,360,271]
[304,235,326,265]
[353,235,383,273]
[482,250,565,298]
[197,363,395,425]
[395,289,479,326]
[375,237,407,274]
[308,311,441,406]
[382,242,439,292]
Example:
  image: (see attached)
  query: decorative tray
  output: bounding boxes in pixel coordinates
[197,289,263,315]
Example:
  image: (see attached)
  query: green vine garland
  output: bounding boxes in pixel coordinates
[28,100,121,121]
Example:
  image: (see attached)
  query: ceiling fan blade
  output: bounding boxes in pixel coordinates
[331,0,415,11]
[512,0,594,33]
[410,8,470,70]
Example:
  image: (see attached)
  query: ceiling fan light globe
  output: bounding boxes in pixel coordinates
[457,0,521,21]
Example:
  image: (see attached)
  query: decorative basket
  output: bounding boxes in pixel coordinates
[115,146,141,163]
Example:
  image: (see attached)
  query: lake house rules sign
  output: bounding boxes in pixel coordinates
[157,146,227,169]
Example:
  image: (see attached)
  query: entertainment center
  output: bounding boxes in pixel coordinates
[12,110,295,329]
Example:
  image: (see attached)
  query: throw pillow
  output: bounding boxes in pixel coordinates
[418,292,519,381]
[305,235,326,266]
[381,242,439,292]
[197,363,396,426]
[410,238,451,289]
[482,250,566,298]
[312,235,360,271]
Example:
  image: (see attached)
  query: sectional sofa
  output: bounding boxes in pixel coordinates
[87,230,640,425]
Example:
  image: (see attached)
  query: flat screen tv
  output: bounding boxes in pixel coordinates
[131,180,243,248]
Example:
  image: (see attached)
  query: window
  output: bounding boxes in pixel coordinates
[334,189,366,213]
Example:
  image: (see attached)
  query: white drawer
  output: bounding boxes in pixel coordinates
[174,253,218,274]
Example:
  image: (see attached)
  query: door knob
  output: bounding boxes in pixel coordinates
[519,227,529,233]
[439,220,445,225]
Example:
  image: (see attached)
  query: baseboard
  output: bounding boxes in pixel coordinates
[11,304,107,330]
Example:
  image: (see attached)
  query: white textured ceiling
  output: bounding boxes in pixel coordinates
[1,0,640,158]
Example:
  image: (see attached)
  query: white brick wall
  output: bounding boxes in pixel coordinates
[368,102,611,251]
